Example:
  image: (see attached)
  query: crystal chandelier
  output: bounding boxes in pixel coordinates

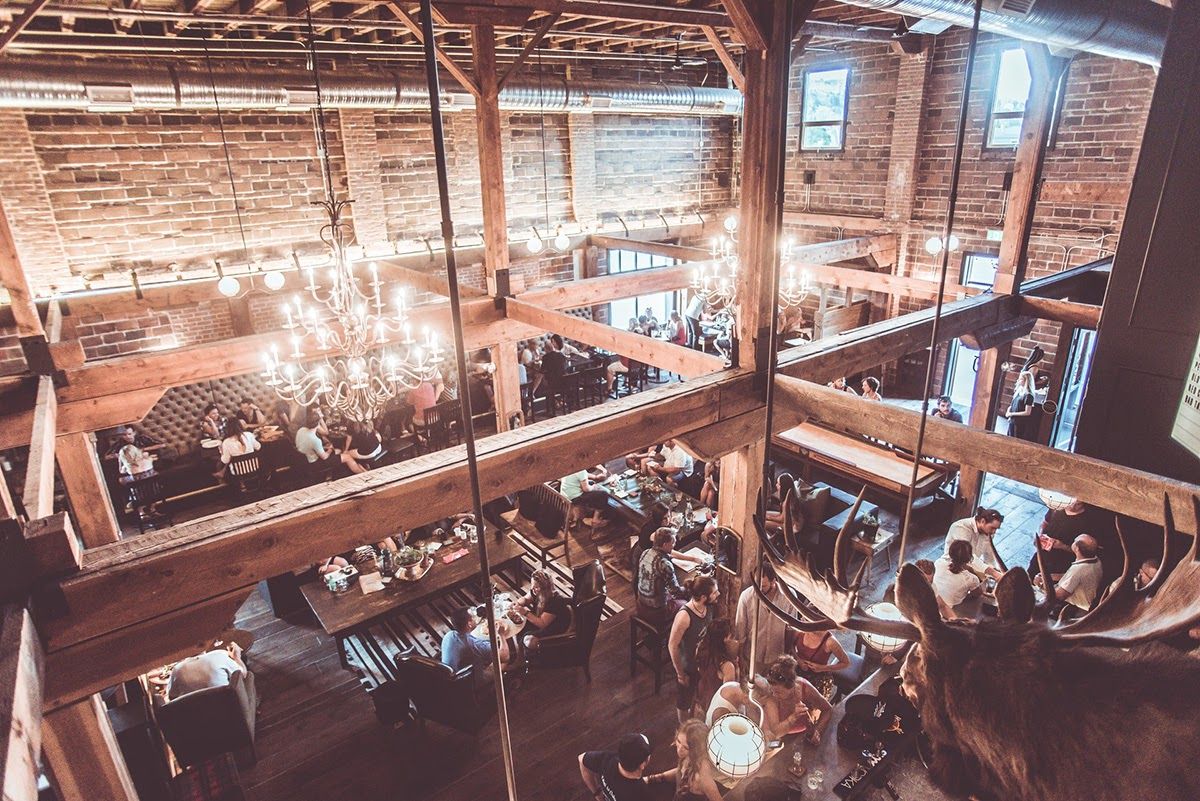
[691,215,740,310]
[262,198,444,423]
[260,15,443,424]
[777,238,814,311]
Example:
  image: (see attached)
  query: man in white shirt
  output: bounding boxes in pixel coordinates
[932,540,983,608]
[734,562,796,669]
[168,642,257,711]
[944,507,1005,578]
[1050,534,1104,615]
[645,439,694,486]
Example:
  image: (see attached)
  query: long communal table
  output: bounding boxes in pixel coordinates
[301,531,527,675]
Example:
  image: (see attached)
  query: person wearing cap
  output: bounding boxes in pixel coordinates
[578,733,652,801]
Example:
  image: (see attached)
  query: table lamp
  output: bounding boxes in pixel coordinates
[860,602,911,656]
[707,713,766,779]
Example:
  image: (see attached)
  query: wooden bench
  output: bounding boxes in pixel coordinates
[501,482,572,567]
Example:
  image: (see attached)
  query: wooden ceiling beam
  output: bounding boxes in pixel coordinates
[515,263,692,310]
[497,11,559,89]
[702,25,744,92]
[799,262,977,301]
[774,376,1200,535]
[720,0,766,50]
[0,0,52,53]
[0,200,42,339]
[383,0,481,97]
[506,297,726,377]
[0,606,43,801]
[1017,295,1102,329]
[21,376,58,521]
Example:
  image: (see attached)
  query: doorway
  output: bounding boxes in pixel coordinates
[1048,327,1098,451]
[941,253,999,414]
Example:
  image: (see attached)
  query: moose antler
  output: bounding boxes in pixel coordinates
[752,485,919,640]
[1059,494,1200,646]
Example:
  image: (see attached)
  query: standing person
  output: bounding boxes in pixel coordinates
[641,721,723,801]
[930,395,963,423]
[1030,498,1094,576]
[114,426,162,480]
[944,507,1006,576]
[1002,370,1037,440]
[578,734,652,801]
[861,376,883,401]
[684,292,705,349]
[760,655,833,742]
[734,562,796,669]
[668,575,719,723]
[635,528,687,626]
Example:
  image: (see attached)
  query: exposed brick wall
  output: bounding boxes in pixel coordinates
[73,309,176,359]
[0,326,23,376]
[0,111,71,293]
[167,300,236,347]
[338,108,390,248]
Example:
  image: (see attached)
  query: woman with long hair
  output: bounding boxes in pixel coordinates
[641,720,722,801]
[218,415,261,470]
[760,655,833,742]
[518,569,571,651]
[1002,369,1037,440]
[791,627,850,700]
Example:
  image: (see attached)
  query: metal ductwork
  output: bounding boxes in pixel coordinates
[836,0,1169,66]
[0,60,743,116]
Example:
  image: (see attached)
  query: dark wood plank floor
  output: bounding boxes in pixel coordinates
[233,469,1043,801]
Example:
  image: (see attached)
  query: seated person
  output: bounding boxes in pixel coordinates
[932,539,984,609]
[560,464,613,529]
[829,376,858,395]
[625,444,663,472]
[560,338,588,359]
[668,311,687,346]
[699,460,719,509]
[763,472,801,534]
[237,397,267,430]
[167,641,256,714]
[944,507,1006,578]
[408,379,441,430]
[760,655,833,742]
[706,678,755,726]
[441,606,508,673]
[930,395,963,423]
[219,417,261,472]
[915,558,964,621]
[641,721,722,801]
[199,403,225,441]
[114,425,162,482]
[861,376,883,401]
[643,439,694,487]
[271,400,298,434]
[294,410,334,464]
[635,527,688,627]
[534,335,569,397]
[340,422,383,475]
[1037,534,1104,617]
[516,569,571,651]
[1030,498,1094,576]
[606,354,630,395]
[790,628,850,690]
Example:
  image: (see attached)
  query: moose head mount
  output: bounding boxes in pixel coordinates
[753,493,1200,801]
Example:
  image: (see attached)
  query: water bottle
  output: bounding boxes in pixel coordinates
[685,501,693,526]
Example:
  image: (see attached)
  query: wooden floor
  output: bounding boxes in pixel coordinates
[233,469,1043,801]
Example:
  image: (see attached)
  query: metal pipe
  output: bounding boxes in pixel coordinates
[896,0,984,569]
[415,0,518,799]
[834,0,1168,66]
[0,56,743,114]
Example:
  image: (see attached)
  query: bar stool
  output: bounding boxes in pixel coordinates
[629,615,670,693]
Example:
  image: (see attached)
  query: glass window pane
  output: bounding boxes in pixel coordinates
[801,124,843,151]
[802,68,849,123]
[987,116,1023,148]
[963,254,998,288]
[992,49,1032,114]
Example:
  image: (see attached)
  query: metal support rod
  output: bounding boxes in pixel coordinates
[417,1,518,800]
[896,0,985,569]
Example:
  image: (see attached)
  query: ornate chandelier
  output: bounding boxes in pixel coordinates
[260,16,443,424]
[690,215,740,310]
[261,198,444,423]
[777,238,814,311]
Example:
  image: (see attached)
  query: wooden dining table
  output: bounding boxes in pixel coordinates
[301,530,527,668]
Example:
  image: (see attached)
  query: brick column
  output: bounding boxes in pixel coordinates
[0,111,71,293]
[883,47,932,227]
[337,109,390,248]
[566,113,597,225]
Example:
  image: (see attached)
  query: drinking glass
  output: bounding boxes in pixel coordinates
[790,750,804,776]
[807,769,824,790]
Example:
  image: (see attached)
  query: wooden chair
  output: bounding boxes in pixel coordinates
[613,363,647,397]
[392,652,495,736]
[157,674,256,768]
[126,473,171,534]
[577,366,607,407]
[501,483,571,567]
[226,452,271,498]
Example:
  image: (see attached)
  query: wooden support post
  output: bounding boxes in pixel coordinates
[1039,321,1075,444]
[42,694,140,801]
[0,605,42,801]
[718,439,764,587]
[471,23,511,296]
[958,46,1068,508]
[22,513,82,580]
[22,376,57,520]
[492,342,523,432]
[55,434,120,548]
[702,26,746,92]
[0,200,42,339]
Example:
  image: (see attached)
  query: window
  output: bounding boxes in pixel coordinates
[961,252,999,289]
[986,48,1032,148]
[800,67,850,151]
[606,250,679,328]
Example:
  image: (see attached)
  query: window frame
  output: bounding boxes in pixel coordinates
[1044,60,1071,150]
[984,47,1033,151]
[798,65,852,153]
[959,251,1000,290]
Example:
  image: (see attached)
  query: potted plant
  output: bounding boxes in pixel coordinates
[860,510,880,541]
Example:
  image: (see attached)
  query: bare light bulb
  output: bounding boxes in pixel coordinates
[553,227,571,252]
[526,229,544,255]
[263,270,285,291]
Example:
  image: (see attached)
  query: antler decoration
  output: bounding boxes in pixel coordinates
[1059,493,1200,646]
[751,485,920,640]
